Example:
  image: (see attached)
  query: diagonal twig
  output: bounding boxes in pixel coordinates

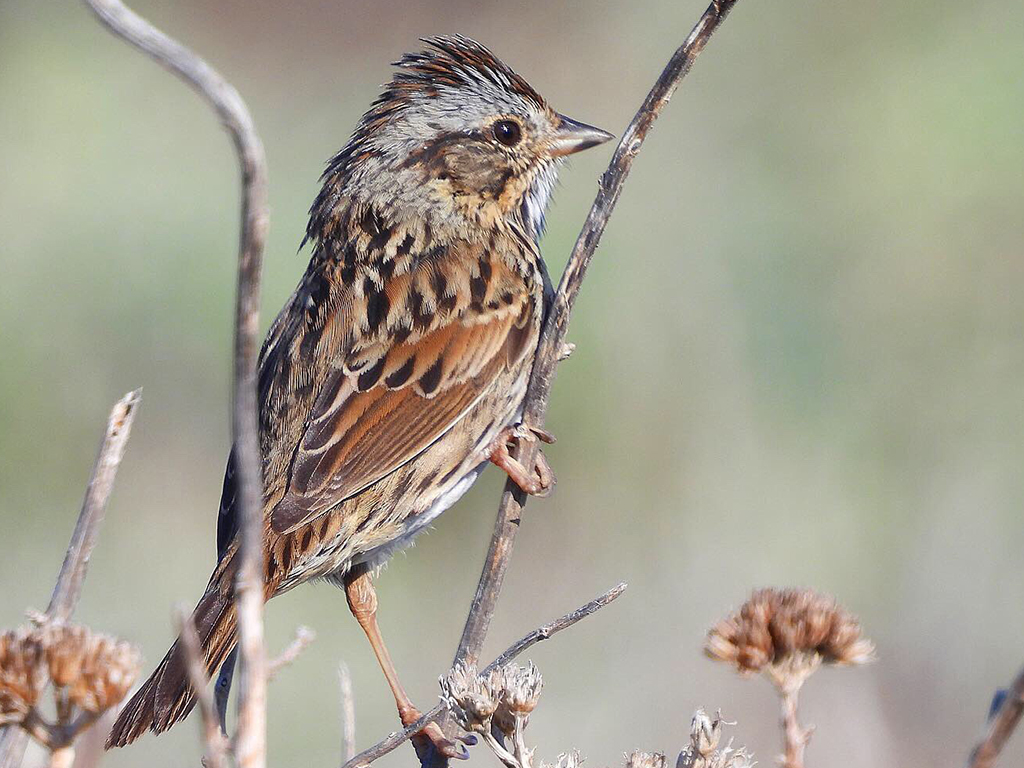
[439,0,742,756]
[49,389,143,623]
[268,627,317,682]
[0,390,142,768]
[79,2,270,766]
[453,0,739,670]
[967,666,1024,768]
[343,583,626,768]
[486,582,627,671]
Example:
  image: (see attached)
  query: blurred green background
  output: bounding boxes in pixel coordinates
[3,0,1024,766]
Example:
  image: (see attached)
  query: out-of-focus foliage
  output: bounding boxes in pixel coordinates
[1,1,1022,766]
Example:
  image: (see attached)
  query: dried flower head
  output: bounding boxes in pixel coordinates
[44,624,88,689]
[689,709,721,756]
[440,662,501,731]
[625,750,666,768]
[542,750,584,768]
[0,628,46,720]
[442,660,547,742]
[41,624,141,714]
[705,588,873,690]
[500,662,544,716]
[676,710,755,768]
[490,662,543,739]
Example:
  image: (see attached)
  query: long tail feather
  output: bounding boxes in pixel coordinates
[106,581,237,748]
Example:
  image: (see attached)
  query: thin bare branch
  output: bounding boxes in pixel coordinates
[339,662,356,765]
[49,389,142,621]
[0,390,141,768]
[487,582,626,671]
[967,667,1024,768]
[453,0,739,669]
[343,583,626,768]
[176,607,229,768]
[78,2,270,766]
[268,627,316,682]
[442,0,740,755]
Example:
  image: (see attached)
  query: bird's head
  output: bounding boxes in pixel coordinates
[311,35,613,242]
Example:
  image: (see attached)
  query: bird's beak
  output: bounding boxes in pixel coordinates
[548,114,614,158]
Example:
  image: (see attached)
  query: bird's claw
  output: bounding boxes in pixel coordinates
[509,422,556,445]
[411,723,474,761]
[489,424,556,497]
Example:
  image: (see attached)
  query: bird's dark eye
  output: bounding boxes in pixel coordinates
[492,120,522,147]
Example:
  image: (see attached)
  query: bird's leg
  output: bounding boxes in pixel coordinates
[487,423,556,496]
[343,564,470,760]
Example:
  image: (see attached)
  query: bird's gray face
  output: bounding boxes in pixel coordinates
[368,81,612,237]
[320,36,613,241]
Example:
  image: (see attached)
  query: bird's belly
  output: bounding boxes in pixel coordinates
[353,461,487,572]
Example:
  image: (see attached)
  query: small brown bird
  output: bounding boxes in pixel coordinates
[107,35,611,754]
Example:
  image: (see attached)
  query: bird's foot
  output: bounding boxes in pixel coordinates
[488,424,556,497]
[407,717,475,761]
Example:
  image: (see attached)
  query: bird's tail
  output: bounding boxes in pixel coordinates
[106,566,239,749]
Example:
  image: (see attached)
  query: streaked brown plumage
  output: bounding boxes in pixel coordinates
[107,34,611,753]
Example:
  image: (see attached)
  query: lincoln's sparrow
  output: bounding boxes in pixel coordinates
[108,35,611,754]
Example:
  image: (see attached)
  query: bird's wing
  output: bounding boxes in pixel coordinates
[266,235,537,535]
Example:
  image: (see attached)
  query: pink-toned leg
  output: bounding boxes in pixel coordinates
[344,566,469,759]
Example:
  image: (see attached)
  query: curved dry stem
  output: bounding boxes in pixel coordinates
[78,1,270,766]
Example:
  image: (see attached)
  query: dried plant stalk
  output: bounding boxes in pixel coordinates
[705,588,874,768]
[79,1,269,765]
[176,608,229,768]
[0,391,140,768]
[437,1,742,760]
[268,627,316,682]
[453,0,741,671]
[339,662,356,765]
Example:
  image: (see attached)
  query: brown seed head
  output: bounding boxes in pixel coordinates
[44,624,88,689]
[704,588,874,680]
[41,624,141,714]
[0,628,46,720]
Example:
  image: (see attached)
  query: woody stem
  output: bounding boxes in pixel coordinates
[779,686,811,768]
